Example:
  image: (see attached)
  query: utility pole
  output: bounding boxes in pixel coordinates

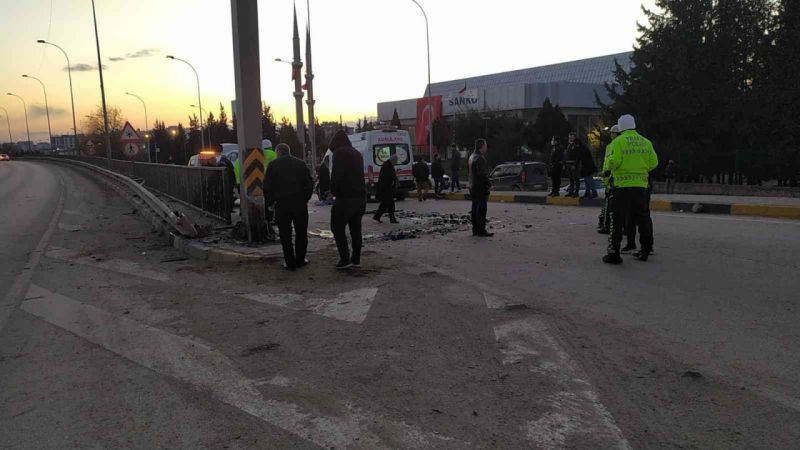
[6,93,31,152]
[0,106,13,145]
[37,40,79,155]
[305,0,317,169]
[292,4,306,160]
[91,0,112,165]
[231,0,266,242]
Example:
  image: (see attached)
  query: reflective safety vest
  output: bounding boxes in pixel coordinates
[606,130,658,189]
[233,148,276,185]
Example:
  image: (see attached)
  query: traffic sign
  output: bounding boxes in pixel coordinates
[120,121,141,143]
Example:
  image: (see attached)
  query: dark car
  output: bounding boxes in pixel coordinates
[489,162,548,191]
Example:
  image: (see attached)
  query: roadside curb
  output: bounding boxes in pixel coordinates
[437,191,800,220]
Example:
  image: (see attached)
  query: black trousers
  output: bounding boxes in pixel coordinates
[565,163,579,195]
[608,187,653,254]
[434,176,445,196]
[275,200,309,268]
[331,197,366,263]
[373,195,396,221]
[471,195,488,234]
[550,166,562,194]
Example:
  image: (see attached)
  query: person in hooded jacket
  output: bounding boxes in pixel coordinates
[548,136,564,196]
[317,161,331,201]
[450,149,462,192]
[431,154,445,198]
[576,134,598,198]
[329,130,367,269]
[564,133,581,197]
[373,154,399,224]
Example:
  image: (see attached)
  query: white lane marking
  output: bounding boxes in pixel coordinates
[492,317,631,449]
[46,246,168,282]
[21,285,462,449]
[0,173,65,333]
[240,287,379,324]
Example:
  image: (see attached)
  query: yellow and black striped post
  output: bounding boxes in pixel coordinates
[243,148,265,198]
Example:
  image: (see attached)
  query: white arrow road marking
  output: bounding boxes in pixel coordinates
[240,287,379,324]
[493,317,631,449]
[21,285,462,449]
[46,246,168,282]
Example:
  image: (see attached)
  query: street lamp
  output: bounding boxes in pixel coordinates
[125,92,150,162]
[7,94,32,152]
[38,39,79,155]
[167,55,205,149]
[274,58,292,65]
[189,104,210,145]
[409,0,434,162]
[22,75,53,151]
[0,106,12,144]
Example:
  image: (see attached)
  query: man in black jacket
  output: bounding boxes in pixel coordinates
[450,149,462,192]
[431,153,445,198]
[564,132,581,197]
[412,158,430,201]
[329,130,367,269]
[549,136,564,196]
[469,139,493,237]
[373,154,399,223]
[575,134,598,198]
[264,143,314,270]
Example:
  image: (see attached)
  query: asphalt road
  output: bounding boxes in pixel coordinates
[2,160,799,449]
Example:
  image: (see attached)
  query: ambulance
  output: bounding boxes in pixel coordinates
[322,128,415,200]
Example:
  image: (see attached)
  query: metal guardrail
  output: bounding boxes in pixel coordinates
[50,156,232,222]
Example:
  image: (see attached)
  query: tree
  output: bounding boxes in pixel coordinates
[529,98,571,151]
[277,117,301,156]
[82,105,126,158]
[261,102,278,143]
[391,108,402,128]
[432,117,452,155]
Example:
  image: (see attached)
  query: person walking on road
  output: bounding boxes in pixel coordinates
[548,136,564,196]
[317,161,331,201]
[665,160,678,194]
[264,143,314,271]
[329,130,367,270]
[450,149,462,192]
[469,139,493,237]
[576,133,598,198]
[431,154,445,198]
[603,114,658,264]
[564,133,581,197]
[413,158,430,202]
[373,154,399,224]
[597,125,619,234]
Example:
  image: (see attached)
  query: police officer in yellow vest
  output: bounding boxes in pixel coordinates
[603,115,658,264]
[233,139,277,186]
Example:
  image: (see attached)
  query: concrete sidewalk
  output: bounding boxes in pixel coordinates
[435,190,800,220]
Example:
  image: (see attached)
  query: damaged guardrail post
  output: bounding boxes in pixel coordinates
[231,0,266,241]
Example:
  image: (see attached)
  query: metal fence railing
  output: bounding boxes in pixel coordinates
[52,156,232,223]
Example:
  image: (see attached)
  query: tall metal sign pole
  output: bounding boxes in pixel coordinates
[231,0,266,242]
[91,0,112,165]
[305,0,317,170]
[292,5,306,160]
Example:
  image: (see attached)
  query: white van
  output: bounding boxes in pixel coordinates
[322,128,415,200]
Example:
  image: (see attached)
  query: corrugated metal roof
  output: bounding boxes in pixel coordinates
[428,52,632,97]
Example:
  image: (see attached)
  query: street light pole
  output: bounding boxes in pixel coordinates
[90,0,112,164]
[22,75,53,151]
[167,55,205,150]
[0,106,12,144]
[410,0,434,162]
[6,93,32,152]
[125,92,150,162]
[37,40,79,155]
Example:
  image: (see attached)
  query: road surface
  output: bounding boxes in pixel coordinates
[1,160,799,449]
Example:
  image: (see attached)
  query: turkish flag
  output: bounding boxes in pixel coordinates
[415,96,442,149]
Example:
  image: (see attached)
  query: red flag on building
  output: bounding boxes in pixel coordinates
[415,96,442,149]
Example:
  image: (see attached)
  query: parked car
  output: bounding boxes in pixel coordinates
[0,153,10,161]
[489,162,548,191]
[426,162,451,191]
[560,177,606,196]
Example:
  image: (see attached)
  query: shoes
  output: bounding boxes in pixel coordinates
[296,258,310,268]
[633,250,650,262]
[372,216,382,223]
[351,258,361,268]
[621,244,637,254]
[282,262,296,271]
[603,254,623,265]
[548,192,560,197]
[596,228,610,235]
[390,219,399,224]
[335,260,352,270]
[474,231,494,237]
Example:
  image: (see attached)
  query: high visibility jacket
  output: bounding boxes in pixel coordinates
[234,148,276,185]
[601,144,613,187]
[606,130,658,189]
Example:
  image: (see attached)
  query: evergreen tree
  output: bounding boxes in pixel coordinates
[277,117,301,156]
[391,108,402,128]
[530,98,571,151]
[261,102,278,143]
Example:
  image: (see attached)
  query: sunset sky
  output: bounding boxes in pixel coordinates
[0,0,656,143]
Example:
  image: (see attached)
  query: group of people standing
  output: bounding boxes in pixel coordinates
[548,131,598,198]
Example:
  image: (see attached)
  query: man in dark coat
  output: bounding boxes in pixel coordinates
[469,139,493,237]
[548,136,564,196]
[329,130,367,269]
[373,154,399,223]
[431,153,445,198]
[263,143,314,270]
[450,149,462,192]
[217,154,237,212]
[564,132,581,197]
[575,134,598,198]
[317,162,331,201]
[412,158,430,201]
